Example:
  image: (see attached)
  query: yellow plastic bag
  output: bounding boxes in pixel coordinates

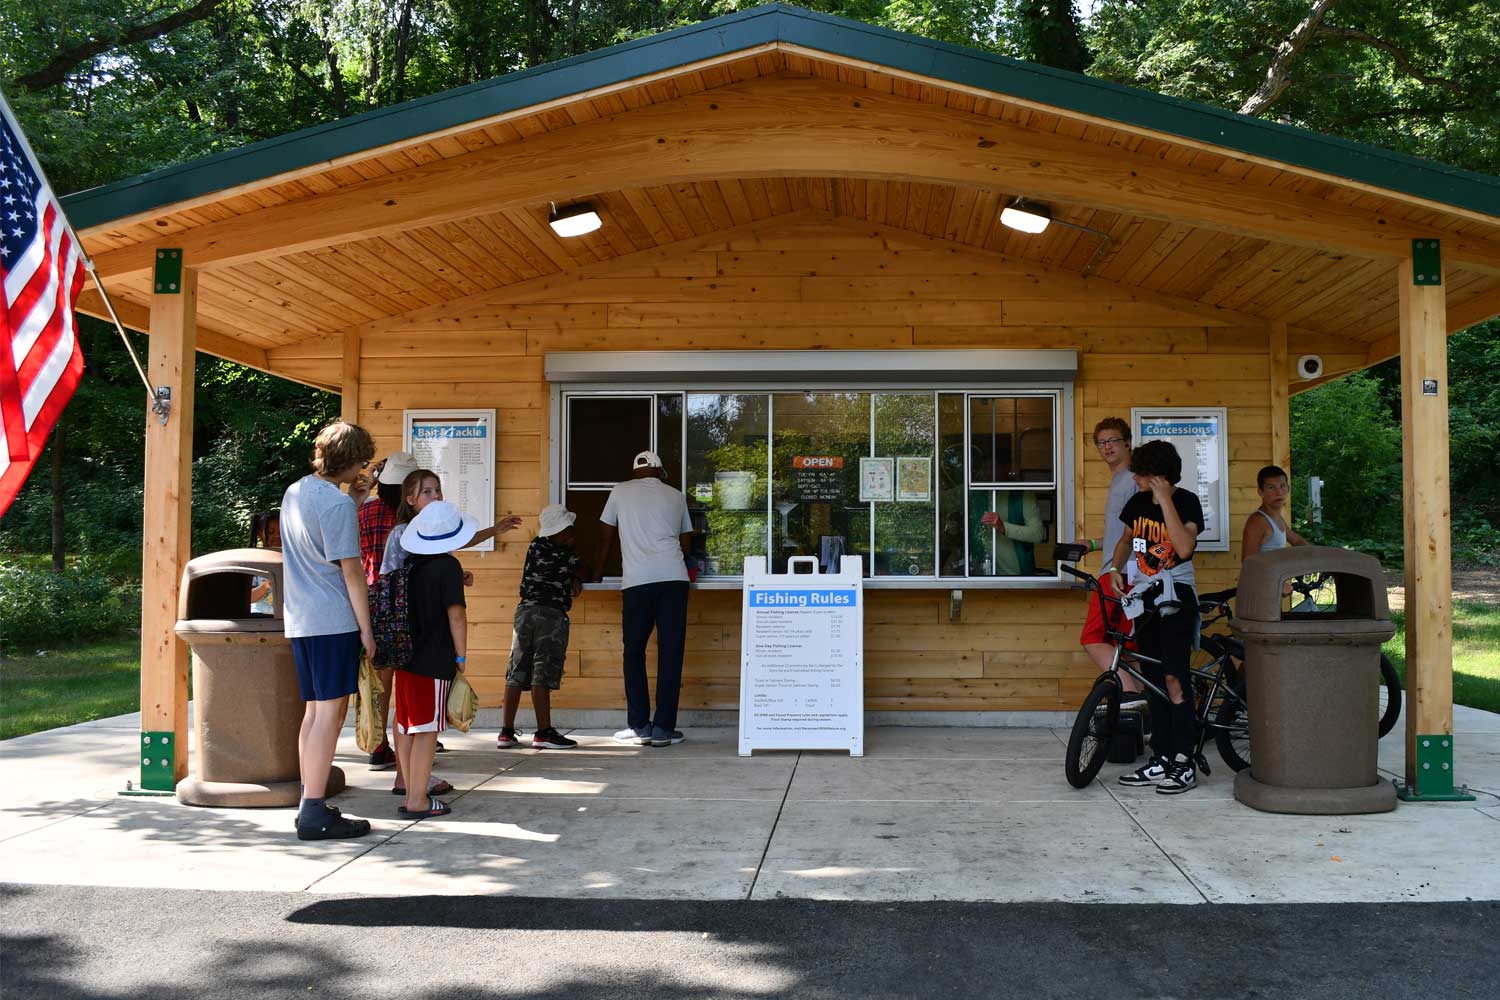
[354,655,386,754]
[447,672,478,733]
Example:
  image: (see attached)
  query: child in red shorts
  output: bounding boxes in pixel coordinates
[393,499,476,819]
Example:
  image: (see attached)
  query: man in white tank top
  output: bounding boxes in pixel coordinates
[1242,465,1309,559]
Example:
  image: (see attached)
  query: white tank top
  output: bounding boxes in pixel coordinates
[1254,509,1288,551]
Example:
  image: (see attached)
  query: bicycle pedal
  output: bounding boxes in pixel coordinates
[1195,753,1211,777]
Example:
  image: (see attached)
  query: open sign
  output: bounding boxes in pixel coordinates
[792,456,844,469]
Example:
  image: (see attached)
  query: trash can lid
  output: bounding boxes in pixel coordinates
[1235,545,1390,623]
[182,548,283,580]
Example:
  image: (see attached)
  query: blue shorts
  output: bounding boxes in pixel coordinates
[291,631,362,702]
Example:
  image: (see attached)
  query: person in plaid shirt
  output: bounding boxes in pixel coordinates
[359,451,418,769]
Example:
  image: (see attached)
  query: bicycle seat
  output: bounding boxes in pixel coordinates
[1199,587,1237,607]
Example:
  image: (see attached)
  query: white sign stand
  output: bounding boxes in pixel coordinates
[738,555,864,757]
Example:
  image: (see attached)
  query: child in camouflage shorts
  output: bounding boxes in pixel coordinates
[498,504,589,750]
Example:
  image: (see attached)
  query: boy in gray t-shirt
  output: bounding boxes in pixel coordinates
[279,421,377,842]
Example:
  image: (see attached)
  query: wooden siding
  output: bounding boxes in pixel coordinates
[350,215,1273,712]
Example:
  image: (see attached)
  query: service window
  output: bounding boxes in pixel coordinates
[559,384,1070,586]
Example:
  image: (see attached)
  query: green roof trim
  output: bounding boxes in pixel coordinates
[61,3,1500,230]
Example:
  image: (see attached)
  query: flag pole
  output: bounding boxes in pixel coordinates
[0,87,162,417]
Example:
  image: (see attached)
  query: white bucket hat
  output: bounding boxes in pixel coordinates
[633,450,663,469]
[378,451,419,486]
[537,504,577,538]
[401,501,479,555]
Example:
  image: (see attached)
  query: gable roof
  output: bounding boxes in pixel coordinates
[62,2,1500,231]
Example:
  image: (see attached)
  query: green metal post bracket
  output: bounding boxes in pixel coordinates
[1398,733,1475,802]
[153,249,184,294]
[120,730,178,796]
[1411,239,1442,286]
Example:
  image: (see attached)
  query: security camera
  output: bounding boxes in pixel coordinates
[1297,355,1324,380]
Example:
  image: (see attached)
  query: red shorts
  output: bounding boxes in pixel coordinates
[394,672,450,735]
[1080,574,1136,648]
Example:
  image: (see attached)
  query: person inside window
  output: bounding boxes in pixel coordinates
[975,490,1046,575]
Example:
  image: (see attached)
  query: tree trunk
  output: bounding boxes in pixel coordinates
[394,0,414,102]
[1239,0,1341,117]
[1017,1,1092,74]
[50,424,66,573]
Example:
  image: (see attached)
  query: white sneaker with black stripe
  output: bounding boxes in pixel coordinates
[1156,754,1197,794]
[1118,755,1168,786]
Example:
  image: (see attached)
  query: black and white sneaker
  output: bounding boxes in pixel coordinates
[1118,755,1168,786]
[1118,690,1148,711]
[1156,754,1197,794]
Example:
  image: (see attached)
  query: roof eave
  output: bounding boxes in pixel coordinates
[60,2,1500,231]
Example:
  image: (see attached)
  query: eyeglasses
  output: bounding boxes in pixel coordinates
[1095,437,1126,447]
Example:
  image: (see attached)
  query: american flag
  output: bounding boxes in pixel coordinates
[0,94,85,517]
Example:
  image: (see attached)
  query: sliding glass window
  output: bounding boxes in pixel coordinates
[560,387,1066,583]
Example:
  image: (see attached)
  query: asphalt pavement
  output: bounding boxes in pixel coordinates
[4,884,1498,999]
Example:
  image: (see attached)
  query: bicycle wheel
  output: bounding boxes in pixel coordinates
[1065,677,1120,788]
[1213,677,1252,772]
[1378,653,1402,738]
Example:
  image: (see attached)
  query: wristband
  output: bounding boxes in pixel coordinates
[455,656,466,664]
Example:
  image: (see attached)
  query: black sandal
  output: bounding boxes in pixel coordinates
[397,796,452,819]
[391,779,454,796]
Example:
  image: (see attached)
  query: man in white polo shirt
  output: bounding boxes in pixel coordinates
[594,450,694,748]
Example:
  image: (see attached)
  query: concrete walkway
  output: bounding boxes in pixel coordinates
[2,710,1498,904]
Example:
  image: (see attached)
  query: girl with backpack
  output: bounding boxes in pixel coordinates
[372,468,519,795]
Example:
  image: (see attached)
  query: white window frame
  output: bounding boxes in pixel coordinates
[552,381,1077,590]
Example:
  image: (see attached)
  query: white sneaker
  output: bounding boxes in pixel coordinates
[613,727,651,745]
[1156,754,1198,794]
[1118,755,1168,786]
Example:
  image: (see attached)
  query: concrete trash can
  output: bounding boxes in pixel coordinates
[1231,546,1396,814]
[174,549,346,807]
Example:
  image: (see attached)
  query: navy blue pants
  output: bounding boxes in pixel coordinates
[621,581,689,732]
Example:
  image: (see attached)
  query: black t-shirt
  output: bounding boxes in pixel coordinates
[519,536,583,613]
[404,552,465,680]
[1119,487,1206,583]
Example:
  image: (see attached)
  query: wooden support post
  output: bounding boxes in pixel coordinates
[340,328,360,425]
[138,258,197,790]
[1397,245,1469,800]
[1269,321,1291,476]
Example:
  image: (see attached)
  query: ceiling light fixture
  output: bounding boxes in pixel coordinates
[998,197,1114,276]
[1000,198,1052,234]
[548,201,601,237]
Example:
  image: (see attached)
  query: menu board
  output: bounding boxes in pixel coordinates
[1131,407,1229,552]
[739,555,864,756]
[403,409,497,553]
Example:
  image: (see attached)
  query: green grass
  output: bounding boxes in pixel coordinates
[0,639,141,740]
[1385,601,1500,715]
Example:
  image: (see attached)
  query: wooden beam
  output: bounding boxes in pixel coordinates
[83,76,1500,285]
[1269,321,1290,474]
[140,267,197,785]
[74,288,343,393]
[341,328,360,424]
[1361,281,1500,369]
[1397,254,1454,793]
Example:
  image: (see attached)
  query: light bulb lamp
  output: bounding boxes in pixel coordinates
[999,197,1114,275]
[548,201,602,237]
